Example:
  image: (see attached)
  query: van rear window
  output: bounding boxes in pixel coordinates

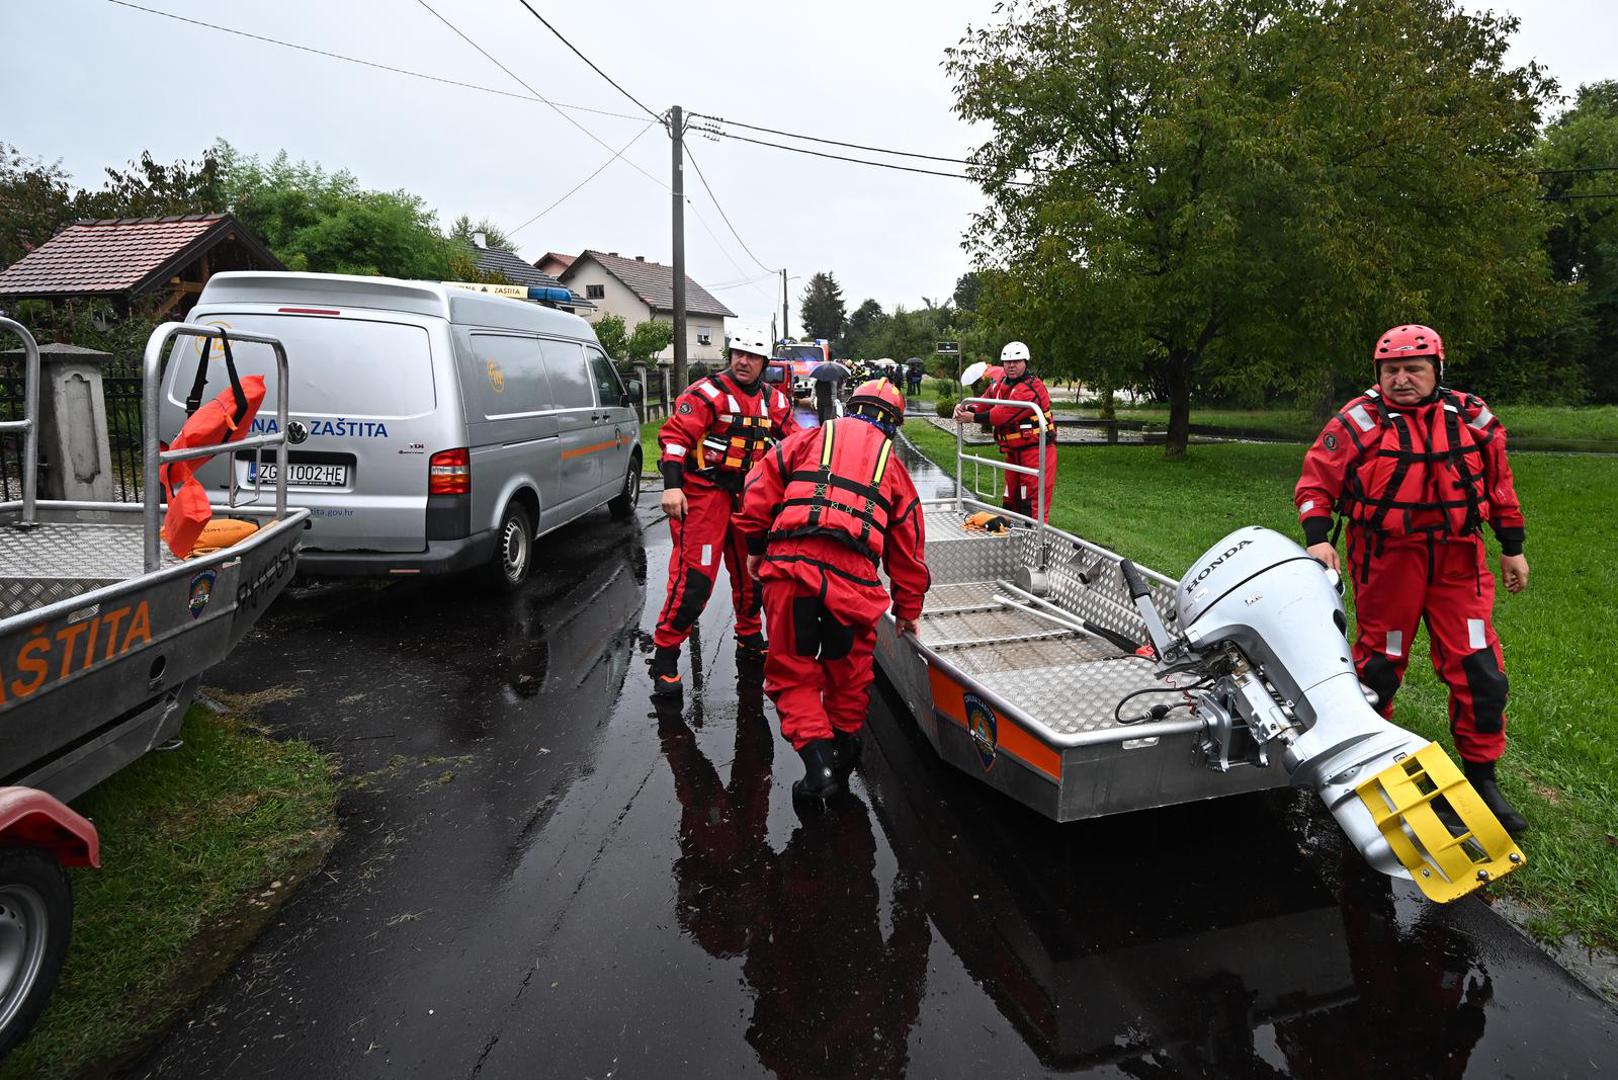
[169,314,436,418]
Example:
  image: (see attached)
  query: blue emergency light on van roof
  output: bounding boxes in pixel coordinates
[528,286,575,303]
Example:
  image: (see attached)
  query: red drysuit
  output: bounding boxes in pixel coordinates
[1295,386,1525,763]
[735,416,931,749]
[969,373,1057,521]
[655,371,797,649]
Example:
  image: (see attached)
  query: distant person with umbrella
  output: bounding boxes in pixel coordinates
[811,359,849,424]
[905,358,924,398]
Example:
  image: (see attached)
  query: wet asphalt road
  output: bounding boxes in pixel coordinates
[128,452,1618,1079]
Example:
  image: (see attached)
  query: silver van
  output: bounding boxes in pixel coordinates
[161,272,642,590]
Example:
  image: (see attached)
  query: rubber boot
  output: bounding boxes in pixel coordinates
[650,645,682,698]
[735,631,768,659]
[831,728,863,779]
[792,739,841,804]
[1463,759,1528,837]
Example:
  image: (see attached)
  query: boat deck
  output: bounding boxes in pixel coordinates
[915,503,1192,738]
[0,520,183,619]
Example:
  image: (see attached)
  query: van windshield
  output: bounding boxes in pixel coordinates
[168,314,436,418]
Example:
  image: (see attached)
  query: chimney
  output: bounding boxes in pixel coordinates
[608,251,619,257]
[635,255,645,262]
[473,231,487,249]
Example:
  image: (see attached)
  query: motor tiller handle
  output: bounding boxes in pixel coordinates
[1121,559,1151,600]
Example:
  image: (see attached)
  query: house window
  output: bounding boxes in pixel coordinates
[697,326,712,346]
[585,284,605,299]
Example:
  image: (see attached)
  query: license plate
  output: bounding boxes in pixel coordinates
[246,461,348,487]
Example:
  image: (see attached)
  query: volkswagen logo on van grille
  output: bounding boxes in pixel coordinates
[286,420,309,445]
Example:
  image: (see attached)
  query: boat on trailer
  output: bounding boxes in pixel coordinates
[0,318,308,800]
[875,396,1525,903]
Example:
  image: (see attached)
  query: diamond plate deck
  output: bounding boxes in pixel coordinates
[915,509,1191,736]
[0,522,182,619]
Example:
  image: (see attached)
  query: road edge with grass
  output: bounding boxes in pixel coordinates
[1,695,339,1080]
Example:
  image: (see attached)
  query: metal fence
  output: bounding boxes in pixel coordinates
[0,359,25,502]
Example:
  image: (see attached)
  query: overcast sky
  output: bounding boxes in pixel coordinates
[3,0,1615,335]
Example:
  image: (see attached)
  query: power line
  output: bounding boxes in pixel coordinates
[511,0,662,123]
[684,143,776,275]
[412,0,669,193]
[1535,165,1618,176]
[1541,192,1618,201]
[690,111,1000,170]
[704,128,1035,187]
[102,0,645,123]
[509,120,660,237]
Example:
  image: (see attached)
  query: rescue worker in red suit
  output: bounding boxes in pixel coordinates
[952,341,1058,521]
[1296,324,1530,834]
[653,327,798,697]
[736,380,931,801]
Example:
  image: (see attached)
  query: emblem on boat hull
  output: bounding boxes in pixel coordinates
[964,691,998,771]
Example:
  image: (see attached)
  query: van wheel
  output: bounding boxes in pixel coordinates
[483,502,533,593]
[608,455,641,520]
[0,847,73,1060]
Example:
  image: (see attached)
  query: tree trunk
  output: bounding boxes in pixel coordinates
[1163,353,1193,460]
[1099,385,1117,444]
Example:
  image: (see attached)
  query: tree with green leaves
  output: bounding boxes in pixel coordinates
[447,214,515,253]
[0,144,74,269]
[1537,80,1618,403]
[593,313,675,365]
[215,141,459,280]
[948,0,1562,457]
[799,271,846,342]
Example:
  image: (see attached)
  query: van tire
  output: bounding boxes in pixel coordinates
[483,502,533,593]
[0,847,73,1060]
[608,454,641,520]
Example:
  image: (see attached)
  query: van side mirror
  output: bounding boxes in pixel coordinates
[623,378,643,405]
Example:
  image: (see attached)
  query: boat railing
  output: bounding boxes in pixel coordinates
[142,322,293,572]
[0,317,42,524]
[953,396,1051,570]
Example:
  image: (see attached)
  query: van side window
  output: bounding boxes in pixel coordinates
[540,340,595,410]
[586,348,624,406]
[469,333,550,418]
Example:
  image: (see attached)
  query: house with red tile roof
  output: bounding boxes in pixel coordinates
[559,250,736,364]
[0,214,283,320]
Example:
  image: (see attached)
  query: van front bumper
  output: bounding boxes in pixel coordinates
[295,530,496,578]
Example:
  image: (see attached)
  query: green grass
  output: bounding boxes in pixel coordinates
[639,417,662,475]
[3,699,338,1080]
[905,419,1618,950]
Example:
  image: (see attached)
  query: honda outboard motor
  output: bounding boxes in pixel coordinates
[1121,526,1523,902]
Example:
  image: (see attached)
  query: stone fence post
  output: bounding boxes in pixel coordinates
[3,343,116,501]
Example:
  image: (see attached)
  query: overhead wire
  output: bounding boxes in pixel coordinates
[101,0,646,122]
[508,120,661,237]
[699,128,1036,187]
[683,142,777,276]
[411,0,669,193]
[511,0,662,123]
[690,111,1001,170]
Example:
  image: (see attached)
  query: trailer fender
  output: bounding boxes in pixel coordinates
[0,788,100,868]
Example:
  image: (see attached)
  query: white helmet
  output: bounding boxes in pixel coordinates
[1000,341,1031,364]
[727,326,771,359]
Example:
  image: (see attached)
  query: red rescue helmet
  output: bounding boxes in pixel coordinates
[848,378,906,424]
[1374,324,1444,381]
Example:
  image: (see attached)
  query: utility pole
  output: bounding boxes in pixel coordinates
[780,268,789,343]
[670,105,688,392]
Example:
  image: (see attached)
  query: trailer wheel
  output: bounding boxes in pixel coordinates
[608,453,641,520]
[0,847,72,1059]
[482,501,533,593]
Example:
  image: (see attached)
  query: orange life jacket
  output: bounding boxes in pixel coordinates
[689,374,779,477]
[990,375,1056,452]
[159,375,267,558]
[766,418,896,563]
[1337,388,1497,538]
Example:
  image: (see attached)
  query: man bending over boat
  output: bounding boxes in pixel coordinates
[736,379,931,803]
